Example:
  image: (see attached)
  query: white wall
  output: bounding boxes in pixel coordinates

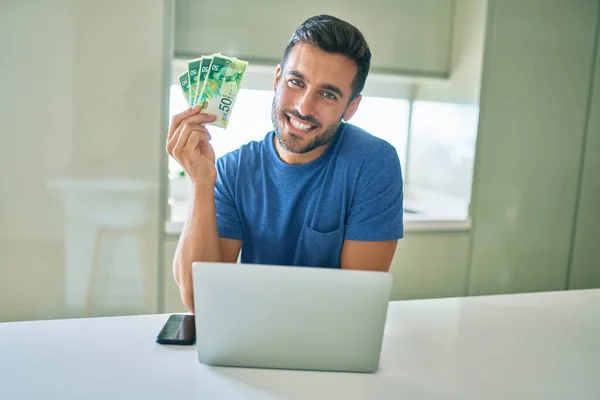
[569,13,600,290]
[467,0,599,295]
[0,1,75,321]
[0,0,170,322]
[415,0,487,104]
[0,1,73,241]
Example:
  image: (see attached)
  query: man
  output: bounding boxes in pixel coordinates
[166,15,404,312]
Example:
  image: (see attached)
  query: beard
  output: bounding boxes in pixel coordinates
[271,95,344,155]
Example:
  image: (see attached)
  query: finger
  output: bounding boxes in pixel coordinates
[177,113,217,130]
[184,130,202,154]
[167,106,201,144]
[176,123,210,149]
[184,126,210,149]
[186,130,215,164]
[167,122,210,158]
[166,123,184,156]
[168,112,216,146]
[196,131,212,148]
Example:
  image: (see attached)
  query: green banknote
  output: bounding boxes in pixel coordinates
[193,55,214,106]
[178,71,192,107]
[187,57,203,106]
[197,55,248,128]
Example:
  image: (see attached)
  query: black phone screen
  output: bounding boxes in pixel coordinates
[156,314,196,345]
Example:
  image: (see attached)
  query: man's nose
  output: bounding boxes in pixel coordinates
[295,91,317,118]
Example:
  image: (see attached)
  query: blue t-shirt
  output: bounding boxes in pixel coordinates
[214,122,404,268]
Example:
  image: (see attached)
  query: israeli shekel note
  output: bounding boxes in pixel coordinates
[193,55,214,106]
[178,71,192,107]
[187,57,203,106]
[198,55,248,129]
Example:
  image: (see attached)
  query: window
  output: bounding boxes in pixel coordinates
[403,101,479,220]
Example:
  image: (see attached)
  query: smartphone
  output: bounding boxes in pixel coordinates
[156,314,196,345]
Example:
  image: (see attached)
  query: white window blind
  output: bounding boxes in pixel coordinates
[174,0,455,77]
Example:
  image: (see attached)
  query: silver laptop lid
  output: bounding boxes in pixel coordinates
[192,262,393,373]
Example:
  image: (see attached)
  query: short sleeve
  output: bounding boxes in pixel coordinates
[214,154,244,241]
[344,144,404,241]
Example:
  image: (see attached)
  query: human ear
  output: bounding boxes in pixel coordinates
[342,94,362,121]
[273,64,282,91]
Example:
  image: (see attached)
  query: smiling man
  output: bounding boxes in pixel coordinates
[167,15,404,312]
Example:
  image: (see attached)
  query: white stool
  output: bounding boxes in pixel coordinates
[85,226,153,316]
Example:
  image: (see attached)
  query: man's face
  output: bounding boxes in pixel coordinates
[271,43,362,156]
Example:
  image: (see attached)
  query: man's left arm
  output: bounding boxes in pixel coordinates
[341,239,398,272]
[340,144,404,272]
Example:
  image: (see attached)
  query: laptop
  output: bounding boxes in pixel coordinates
[191,262,393,373]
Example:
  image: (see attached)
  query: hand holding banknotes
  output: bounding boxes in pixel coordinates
[166,107,218,186]
[168,53,248,186]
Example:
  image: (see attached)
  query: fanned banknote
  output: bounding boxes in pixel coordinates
[193,55,214,106]
[178,71,192,107]
[197,55,248,128]
[180,53,248,129]
[187,57,203,106]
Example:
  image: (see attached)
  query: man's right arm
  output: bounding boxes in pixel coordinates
[165,106,242,313]
[172,184,242,313]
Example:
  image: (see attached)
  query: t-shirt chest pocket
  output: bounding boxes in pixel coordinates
[290,175,349,268]
[292,224,345,268]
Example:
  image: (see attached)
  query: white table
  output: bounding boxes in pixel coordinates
[1,289,599,399]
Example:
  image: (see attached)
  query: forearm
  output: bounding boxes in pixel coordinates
[173,184,221,312]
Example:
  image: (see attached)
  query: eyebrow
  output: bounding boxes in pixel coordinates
[289,70,345,99]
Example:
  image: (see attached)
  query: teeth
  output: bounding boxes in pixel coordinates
[289,116,314,131]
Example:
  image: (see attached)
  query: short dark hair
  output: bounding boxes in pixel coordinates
[280,15,371,100]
